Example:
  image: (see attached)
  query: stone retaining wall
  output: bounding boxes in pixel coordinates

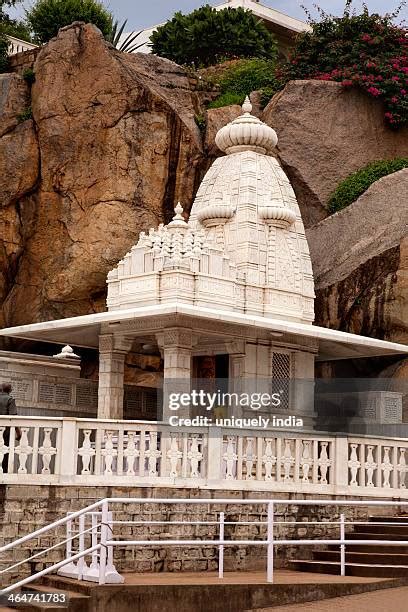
[8,48,41,75]
[0,485,401,585]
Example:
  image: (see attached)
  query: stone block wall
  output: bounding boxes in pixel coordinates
[8,48,41,75]
[0,485,401,585]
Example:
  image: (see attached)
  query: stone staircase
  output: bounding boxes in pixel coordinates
[0,580,89,612]
[292,515,408,577]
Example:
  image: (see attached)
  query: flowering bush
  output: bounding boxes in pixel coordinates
[280,2,408,128]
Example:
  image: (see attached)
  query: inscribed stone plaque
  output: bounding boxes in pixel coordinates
[38,382,55,403]
[55,384,72,405]
[10,378,33,401]
[383,396,402,423]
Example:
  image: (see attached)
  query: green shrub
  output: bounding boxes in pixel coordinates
[17,106,33,122]
[207,58,278,109]
[150,5,277,68]
[22,68,35,84]
[279,1,408,128]
[328,157,408,213]
[207,92,244,109]
[26,0,113,44]
[194,114,206,133]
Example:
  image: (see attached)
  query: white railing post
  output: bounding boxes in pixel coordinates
[207,428,223,482]
[77,514,87,580]
[267,502,274,583]
[218,511,225,579]
[99,500,109,585]
[340,513,345,576]
[57,516,78,579]
[60,419,78,482]
[84,512,100,581]
[334,437,349,492]
[105,511,123,583]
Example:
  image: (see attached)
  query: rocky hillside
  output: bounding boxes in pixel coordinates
[0,23,205,327]
[0,22,407,353]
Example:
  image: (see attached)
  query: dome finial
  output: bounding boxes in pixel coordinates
[242,95,252,114]
[215,97,278,155]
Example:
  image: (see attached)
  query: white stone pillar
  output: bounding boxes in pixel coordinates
[98,335,133,420]
[156,328,197,421]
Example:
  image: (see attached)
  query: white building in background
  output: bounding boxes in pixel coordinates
[6,35,37,55]
[124,0,311,58]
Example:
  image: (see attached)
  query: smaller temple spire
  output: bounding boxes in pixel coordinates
[167,203,188,232]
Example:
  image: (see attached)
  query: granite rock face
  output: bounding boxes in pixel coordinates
[0,74,40,328]
[307,170,408,345]
[264,81,408,227]
[0,23,204,327]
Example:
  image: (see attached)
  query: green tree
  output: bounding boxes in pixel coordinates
[150,4,277,68]
[26,0,113,44]
[1,0,32,41]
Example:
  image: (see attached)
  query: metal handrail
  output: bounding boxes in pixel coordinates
[3,497,408,594]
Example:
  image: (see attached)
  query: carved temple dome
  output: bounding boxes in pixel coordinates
[107,98,315,324]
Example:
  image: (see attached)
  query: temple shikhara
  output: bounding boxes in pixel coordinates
[0,97,407,593]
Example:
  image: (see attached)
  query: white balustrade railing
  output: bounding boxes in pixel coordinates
[6,35,38,56]
[1,416,408,497]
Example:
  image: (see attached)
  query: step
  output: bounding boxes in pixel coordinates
[369,516,408,523]
[327,543,408,554]
[355,524,408,535]
[39,576,92,596]
[291,559,408,577]
[347,531,408,541]
[0,584,91,612]
[313,550,408,565]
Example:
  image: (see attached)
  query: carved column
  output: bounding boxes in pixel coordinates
[156,328,198,421]
[98,335,133,420]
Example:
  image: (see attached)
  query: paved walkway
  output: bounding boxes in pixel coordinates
[259,586,408,611]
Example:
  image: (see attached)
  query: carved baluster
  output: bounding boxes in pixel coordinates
[15,427,32,474]
[364,445,376,487]
[348,443,360,486]
[167,435,183,478]
[0,427,9,474]
[101,431,117,476]
[281,439,295,482]
[144,432,162,477]
[318,442,331,485]
[243,437,256,480]
[262,439,276,481]
[381,446,392,488]
[222,436,238,480]
[123,432,139,476]
[38,428,57,474]
[398,448,407,489]
[78,430,96,475]
[301,440,312,483]
[187,435,203,478]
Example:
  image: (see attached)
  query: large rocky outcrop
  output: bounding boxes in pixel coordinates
[0,74,40,328]
[264,81,408,227]
[0,23,205,327]
[307,169,408,344]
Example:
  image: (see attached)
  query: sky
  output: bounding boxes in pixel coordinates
[9,0,408,30]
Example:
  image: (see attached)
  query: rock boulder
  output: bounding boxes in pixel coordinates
[263,81,408,227]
